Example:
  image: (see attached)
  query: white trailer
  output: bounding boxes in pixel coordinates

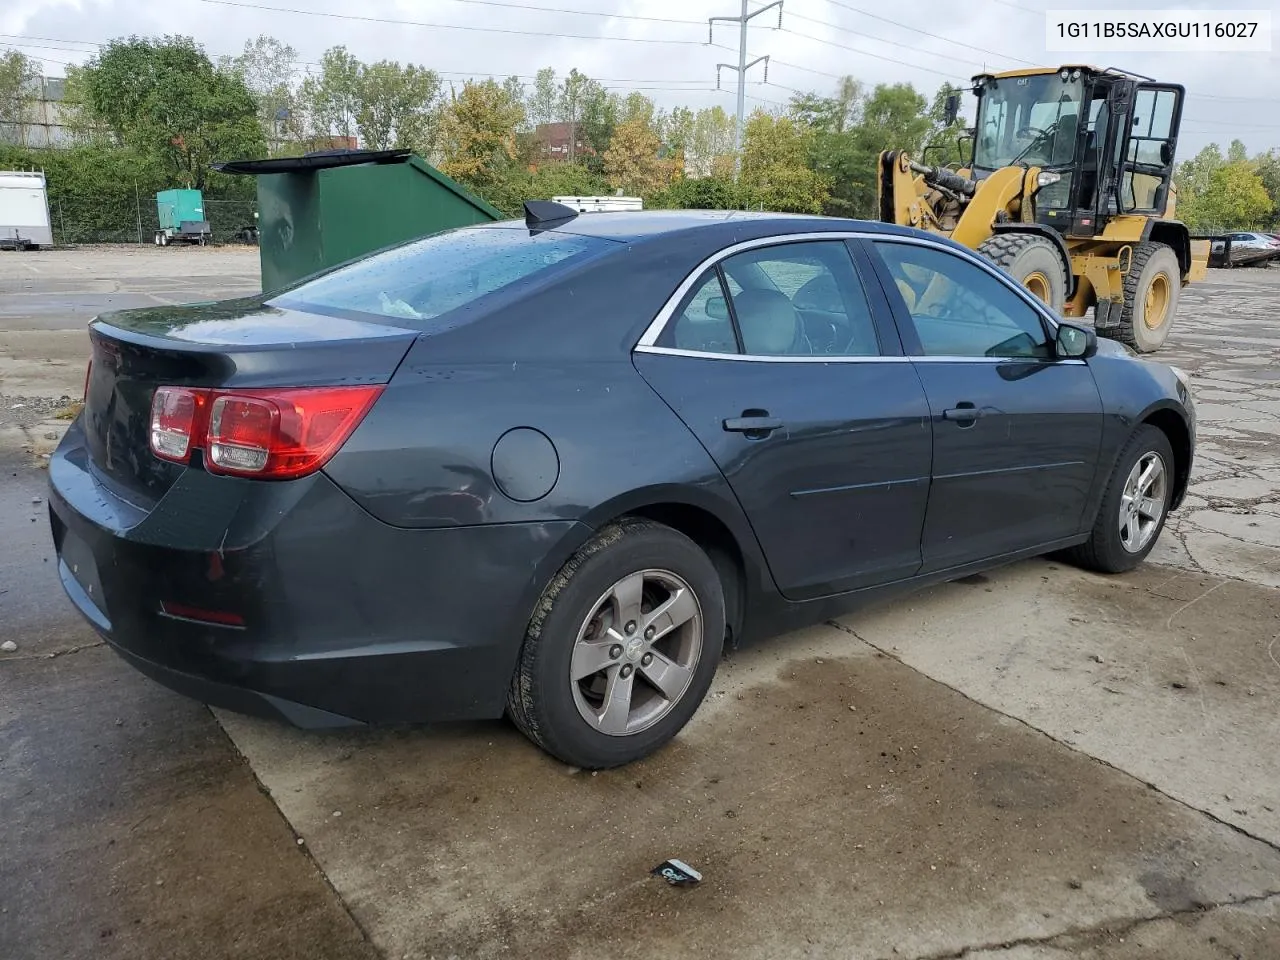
[552,195,643,213]
[0,171,54,250]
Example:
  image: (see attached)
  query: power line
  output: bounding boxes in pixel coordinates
[0,38,784,91]
[776,9,995,71]
[810,0,1038,66]
[188,0,711,45]
[987,0,1039,13]
[779,27,968,80]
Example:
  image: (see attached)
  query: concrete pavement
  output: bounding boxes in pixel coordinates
[2,247,1279,960]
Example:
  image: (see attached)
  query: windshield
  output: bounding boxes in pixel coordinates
[272,226,611,329]
[974,74,1083,170]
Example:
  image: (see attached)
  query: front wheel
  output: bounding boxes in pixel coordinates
[1063,424,1175,573]
[507,519,725,769]
[977,233,1068,313]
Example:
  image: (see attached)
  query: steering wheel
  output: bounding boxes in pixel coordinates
[1015,125,1050,140]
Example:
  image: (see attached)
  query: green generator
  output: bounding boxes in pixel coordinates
[155,189,211,246]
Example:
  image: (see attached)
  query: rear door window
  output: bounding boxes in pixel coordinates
[272,226,611,328]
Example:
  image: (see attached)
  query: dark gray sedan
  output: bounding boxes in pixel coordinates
[48,208,1195,768]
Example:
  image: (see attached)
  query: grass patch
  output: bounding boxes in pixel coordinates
[54,401,84,420]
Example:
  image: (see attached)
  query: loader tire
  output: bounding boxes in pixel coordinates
[1116,242,1180,353]
[977,233,1068,313]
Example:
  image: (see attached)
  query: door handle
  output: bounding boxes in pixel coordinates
[942,402,981,425]
[723,414,783,438]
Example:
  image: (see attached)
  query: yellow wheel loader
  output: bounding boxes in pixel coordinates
[877,65,1209,352]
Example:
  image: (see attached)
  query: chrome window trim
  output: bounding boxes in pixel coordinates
[632,228,1075,365]
[636,345,1085,366]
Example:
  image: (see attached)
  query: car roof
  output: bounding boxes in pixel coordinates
[478,209,932,244]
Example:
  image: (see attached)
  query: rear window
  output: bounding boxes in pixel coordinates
[271,226,610,328]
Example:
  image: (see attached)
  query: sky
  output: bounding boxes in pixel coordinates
[2,0,1277,157]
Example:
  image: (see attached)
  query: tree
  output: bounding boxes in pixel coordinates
[528,68,559,128]
[859,82,931,155]
[72,35,265,188]
[603,117,673,196]
[437,78,526,194]
[298,46,362,143]
[740,110,829,213]
[578,84,619,171]
[621,91,656,127]
[221,35,297,152]
[685,106,736,177]
[558,68,591,160]
[1177,144,1273,231]
[0,52,41,141]
[1200,162,1273,230]
[1253,149,1280,224]
[354,60,441,151]
[650,173,743,210]
[923,82,969,166]
[1227,139,1249,164]
[1176,144,1225,228]
[502,76,527,129]
[790,75,862,134]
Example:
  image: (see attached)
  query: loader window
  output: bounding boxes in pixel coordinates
[974,74,1083,170]
[1120,85,1181,214]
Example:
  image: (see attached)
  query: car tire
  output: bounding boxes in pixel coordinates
[1063,424,1175,574]
[507,518,725,769]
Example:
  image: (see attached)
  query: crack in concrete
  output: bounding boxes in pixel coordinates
[896,889,1280,960]
[3,639,105,661]
[1180,516,1280,551]
[824,619,1280,861]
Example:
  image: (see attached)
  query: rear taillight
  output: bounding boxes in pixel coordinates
[148,385,382,480]
[82,360,92,401]
[150,385,208,462]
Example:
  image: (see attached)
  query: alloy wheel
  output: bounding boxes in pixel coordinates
[569,569,703,736]
[1119,451,1168,553]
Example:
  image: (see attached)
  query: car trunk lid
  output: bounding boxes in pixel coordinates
[83,297,418,505]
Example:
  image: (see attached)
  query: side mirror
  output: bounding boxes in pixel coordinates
[705,296,729,320]
[943,93,961,127]
[1056,322,1097,359]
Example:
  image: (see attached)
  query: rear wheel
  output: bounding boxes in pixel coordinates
[507,519,725,769]
[977,233,1068,313]
[1062,424,1174,574]
[1117,242,1180,353]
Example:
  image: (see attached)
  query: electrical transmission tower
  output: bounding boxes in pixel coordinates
[709,0,784,174]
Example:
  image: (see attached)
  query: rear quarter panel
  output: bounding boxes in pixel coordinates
[321,237,777,597]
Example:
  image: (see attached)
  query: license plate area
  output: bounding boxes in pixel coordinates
[61,529,106,611]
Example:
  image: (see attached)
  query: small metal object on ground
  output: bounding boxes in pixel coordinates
[652,859,702,886]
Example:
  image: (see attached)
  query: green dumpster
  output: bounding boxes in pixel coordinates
[214,149,505,292]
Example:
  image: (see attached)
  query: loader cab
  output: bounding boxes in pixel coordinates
[970,67,1185,238]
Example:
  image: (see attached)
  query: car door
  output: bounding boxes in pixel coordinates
[633,237,933,602]
[862,236,1104,573]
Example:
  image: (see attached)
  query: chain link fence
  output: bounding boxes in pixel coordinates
[46,196,259,246]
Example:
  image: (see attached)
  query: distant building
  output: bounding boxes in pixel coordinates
[534,123,592,162]
[0,76,75,148]
[315,135,358,151]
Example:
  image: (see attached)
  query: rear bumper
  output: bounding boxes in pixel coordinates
[48,418,589,727]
